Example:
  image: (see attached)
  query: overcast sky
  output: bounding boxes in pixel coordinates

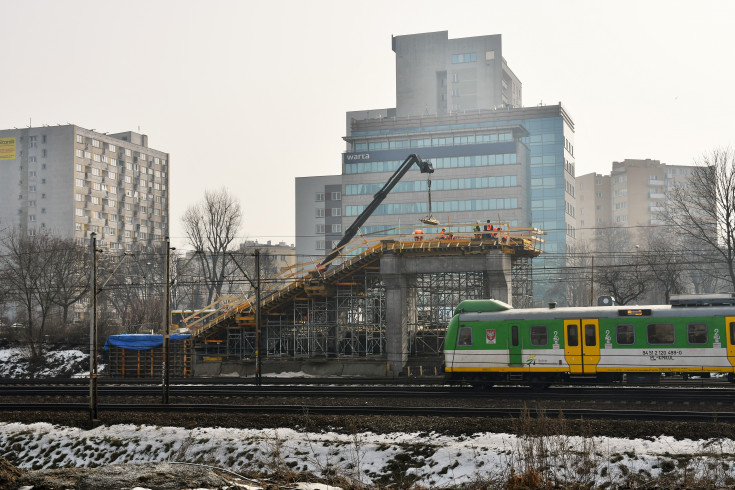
[2,0,734,249]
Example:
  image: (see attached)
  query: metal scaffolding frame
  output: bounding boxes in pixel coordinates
[511,256,534,309]
[218,255,533,360]
[409,271,487,355]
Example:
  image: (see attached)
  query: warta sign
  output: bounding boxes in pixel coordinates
[0,137,16,160]
[343,153,371,162]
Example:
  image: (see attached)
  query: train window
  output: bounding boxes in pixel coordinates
[687,323,708,344]
[457,326,473,346]
[584,324,596,346]
[731,322,735,345]
[530,326,548,346]
[647,323,675,344]
[567,324,579,346]
[511,325,519,347]
[616,324,635,345]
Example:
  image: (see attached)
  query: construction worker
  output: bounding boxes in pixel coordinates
[413,229,424,241]
[483,220,492,239]
[440,228,447,240]
[473,221,482,239]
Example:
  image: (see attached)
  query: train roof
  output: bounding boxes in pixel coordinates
[455,297,735,323]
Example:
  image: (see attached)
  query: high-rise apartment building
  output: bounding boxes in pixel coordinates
[295,31,576,304]
[294,175,343,261]
[577,159,696,246]
[0,125,169,249]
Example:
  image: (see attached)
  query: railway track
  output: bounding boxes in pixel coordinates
[1,402,734,423]
[6,383,735,403]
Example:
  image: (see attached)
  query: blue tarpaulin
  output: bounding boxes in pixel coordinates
[104,334,192,351]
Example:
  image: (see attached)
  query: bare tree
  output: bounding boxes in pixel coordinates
[182,188,242,305]
[50,239,89,325]
[593,227,649,305]
[662,147,735,289]
[101,244,164,333]
[565,241,595,307]
[641,230,686,304]
[0,230,65,358]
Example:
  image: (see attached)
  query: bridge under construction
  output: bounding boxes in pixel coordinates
[178,223,544,375]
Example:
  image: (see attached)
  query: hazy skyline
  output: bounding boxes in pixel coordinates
[2,0,733,250]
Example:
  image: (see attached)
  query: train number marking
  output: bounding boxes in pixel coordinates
[642,349,683,361]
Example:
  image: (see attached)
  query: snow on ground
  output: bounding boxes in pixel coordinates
[0,347,88,378]
[3,421,735,488]
[4,347,735,487]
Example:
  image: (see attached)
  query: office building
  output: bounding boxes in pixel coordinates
[0,124,169,249]
[296,31,576,304]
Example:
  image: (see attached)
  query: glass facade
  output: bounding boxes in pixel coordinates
[343,105,575,305]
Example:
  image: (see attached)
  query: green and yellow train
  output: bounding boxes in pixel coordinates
[443,294,735,386]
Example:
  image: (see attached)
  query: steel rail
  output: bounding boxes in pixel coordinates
[6,384,735,403]
[1,402,735,422]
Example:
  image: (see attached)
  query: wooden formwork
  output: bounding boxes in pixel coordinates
[105,335,193,378]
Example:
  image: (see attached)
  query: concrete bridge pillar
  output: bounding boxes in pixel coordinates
[382,265,416,373]
[380,251,511,374]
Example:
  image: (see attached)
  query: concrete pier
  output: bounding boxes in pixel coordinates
[380,251,511,374]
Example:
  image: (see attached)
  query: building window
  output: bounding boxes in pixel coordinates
[331,224,342,233]
[316,208,325,218]
[316,224,325,234]
[451,53,477,64]
[331,208,342,217]
[331,192,341,201]
[108,143,116,152]
[92,139,100,148]
[316,240,325,250]
[316,192,325,202]
[76,134,84,144]
[75,208,84,217]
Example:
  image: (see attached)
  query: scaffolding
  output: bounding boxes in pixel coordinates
[409,271,487,355]
[216,266,533,359]
[191,227,541,362]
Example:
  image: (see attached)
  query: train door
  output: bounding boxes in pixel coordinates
[726,316,735,368]
[509,325,523,366]
[564,320,582,373]
[581,319,601,373]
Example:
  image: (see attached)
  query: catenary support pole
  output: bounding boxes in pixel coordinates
[89,232,98,422]
[162,237,171,404]
[255,249,261,386]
